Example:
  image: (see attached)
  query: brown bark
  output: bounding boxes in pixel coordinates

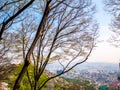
[34,78,38,90]
[13,61,30,90]
[0,0,35,40]
[13,1,52,90]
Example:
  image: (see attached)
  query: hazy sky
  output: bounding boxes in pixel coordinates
[87,0,120,63]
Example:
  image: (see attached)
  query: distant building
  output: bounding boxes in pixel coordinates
[109,61,120,90]
[109,81,120,90]
[98,85,110,90]
[98,61,120,90]
[118,61,120,81]
[57,70,63,74]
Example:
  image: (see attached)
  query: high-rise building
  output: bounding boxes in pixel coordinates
[118,61,120,81]
[109,61,120,90]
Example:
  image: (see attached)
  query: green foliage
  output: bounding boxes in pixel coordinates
[63,77,96,90]
[54,84,68,90]
[4,63,48,90]
[2,63,96,90]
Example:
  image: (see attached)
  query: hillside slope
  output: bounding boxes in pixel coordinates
[0,63,97,90]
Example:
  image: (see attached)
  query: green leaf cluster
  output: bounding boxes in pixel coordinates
[4,63,48,90]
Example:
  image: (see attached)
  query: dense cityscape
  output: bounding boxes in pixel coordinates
[55,62,120,89]
[1,0,120,90]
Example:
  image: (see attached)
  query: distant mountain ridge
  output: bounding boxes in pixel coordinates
[46,62,119,73]
[75,62,119,71]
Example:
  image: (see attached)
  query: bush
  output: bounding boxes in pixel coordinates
[4,63,48,90]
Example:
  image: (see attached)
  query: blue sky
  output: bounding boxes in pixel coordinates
[94,0,111,39]
[87,0,120,63]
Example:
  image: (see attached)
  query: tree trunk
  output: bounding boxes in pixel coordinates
[13,1,51,89]
[34,78,38,90]
[13,61,30,90]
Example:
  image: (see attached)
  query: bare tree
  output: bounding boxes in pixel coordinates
[13,0,98,90]
[0,0,35,73]
[0,0,35,40]
[104,0,120,47]
[0,32,15,80]
[13,16,37,90]
[0,0,98,90]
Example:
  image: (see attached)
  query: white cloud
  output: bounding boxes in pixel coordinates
[88,42,120,63]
